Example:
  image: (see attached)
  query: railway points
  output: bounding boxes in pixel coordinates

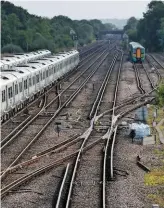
[1,40,164,208]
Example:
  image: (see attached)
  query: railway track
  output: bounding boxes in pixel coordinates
[79,40,107,58]
[64,52,121,208]
[1,42,106,129]
[102,50,123,208]
[133,62,157,94]
[2,44,119,184]
[146,54,164,79]
[0,48,121,202]
[1,48,111,178]
[133,63,146,94]
[1,43,108,141]
[1,46,156,208]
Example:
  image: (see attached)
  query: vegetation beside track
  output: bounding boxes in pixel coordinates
[156,79,164,107]
[144,79,164,207]
[1,1,116,53]
[124,1,164,52]
[146,79,164,138]
[145,164,164,207]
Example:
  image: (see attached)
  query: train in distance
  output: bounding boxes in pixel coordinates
[129,42,145,63]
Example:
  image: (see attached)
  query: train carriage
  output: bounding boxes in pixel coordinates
[0,50,79,122]
[0,69,30,118]
[1,49,51,70]
[129,42,145,63]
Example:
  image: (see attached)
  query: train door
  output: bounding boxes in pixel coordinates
[19,78,23,101]
[1,86,7,114]
[36,73,40,91]
[14,81,19,105]
[8,84,14,108]
[5,85,8,110]
[24,77,28,98]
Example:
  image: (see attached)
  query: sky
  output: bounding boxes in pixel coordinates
[8,0,151,20]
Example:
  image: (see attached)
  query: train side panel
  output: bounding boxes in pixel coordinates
[129,42,145,63]
[1,50,80,121]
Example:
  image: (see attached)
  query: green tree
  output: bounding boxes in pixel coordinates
[1,1,118,52]
[157,18,164,51]
[156,80,164,107]
[124,17,138,31]
[2,44,23,53]
[124,17,138,42]
[137,1,164,51]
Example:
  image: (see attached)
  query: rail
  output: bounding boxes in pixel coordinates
[1,49,109,180]
[133,63,146,94]
[1,48,108,149]
[102,50,123,208]
[146,54,162,81]
[65,50,120,208]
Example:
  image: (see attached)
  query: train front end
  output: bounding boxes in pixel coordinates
[129,42,145,63]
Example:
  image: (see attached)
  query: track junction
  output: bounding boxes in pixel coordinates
[1,40,164,208]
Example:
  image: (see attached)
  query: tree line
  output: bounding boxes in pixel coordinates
[124,1,164,52]
[1,1,116,53]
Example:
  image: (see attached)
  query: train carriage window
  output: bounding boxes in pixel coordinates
[15,84,18,95]
[40,73,43,81]
[8,87,13,98]
[54,67,56,73]
[29,78,32,87]
[2,90,6,102]
[19,82,22,92]
[36,74,39,83]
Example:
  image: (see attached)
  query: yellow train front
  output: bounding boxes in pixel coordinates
[129,42,145,63]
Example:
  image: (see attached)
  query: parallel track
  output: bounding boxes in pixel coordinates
[1,49,121,204]
[1,47,157,208]
[1,43,107,141]
[102,50,123,208]
[1,47,111,181]
[1,42,106,126]
[146,54,163,80]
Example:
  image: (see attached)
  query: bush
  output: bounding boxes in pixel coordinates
[2,44,23,53]
[156,80,164,107]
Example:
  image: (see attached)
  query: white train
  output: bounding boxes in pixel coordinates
[0,50,79,122]
[1,49,51,70]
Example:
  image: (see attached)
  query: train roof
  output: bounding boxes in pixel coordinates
[0,50,51,70]
[0,75,16,87]
[0,69,30,87]
[0,49,79,89]
[129,42,145,49]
